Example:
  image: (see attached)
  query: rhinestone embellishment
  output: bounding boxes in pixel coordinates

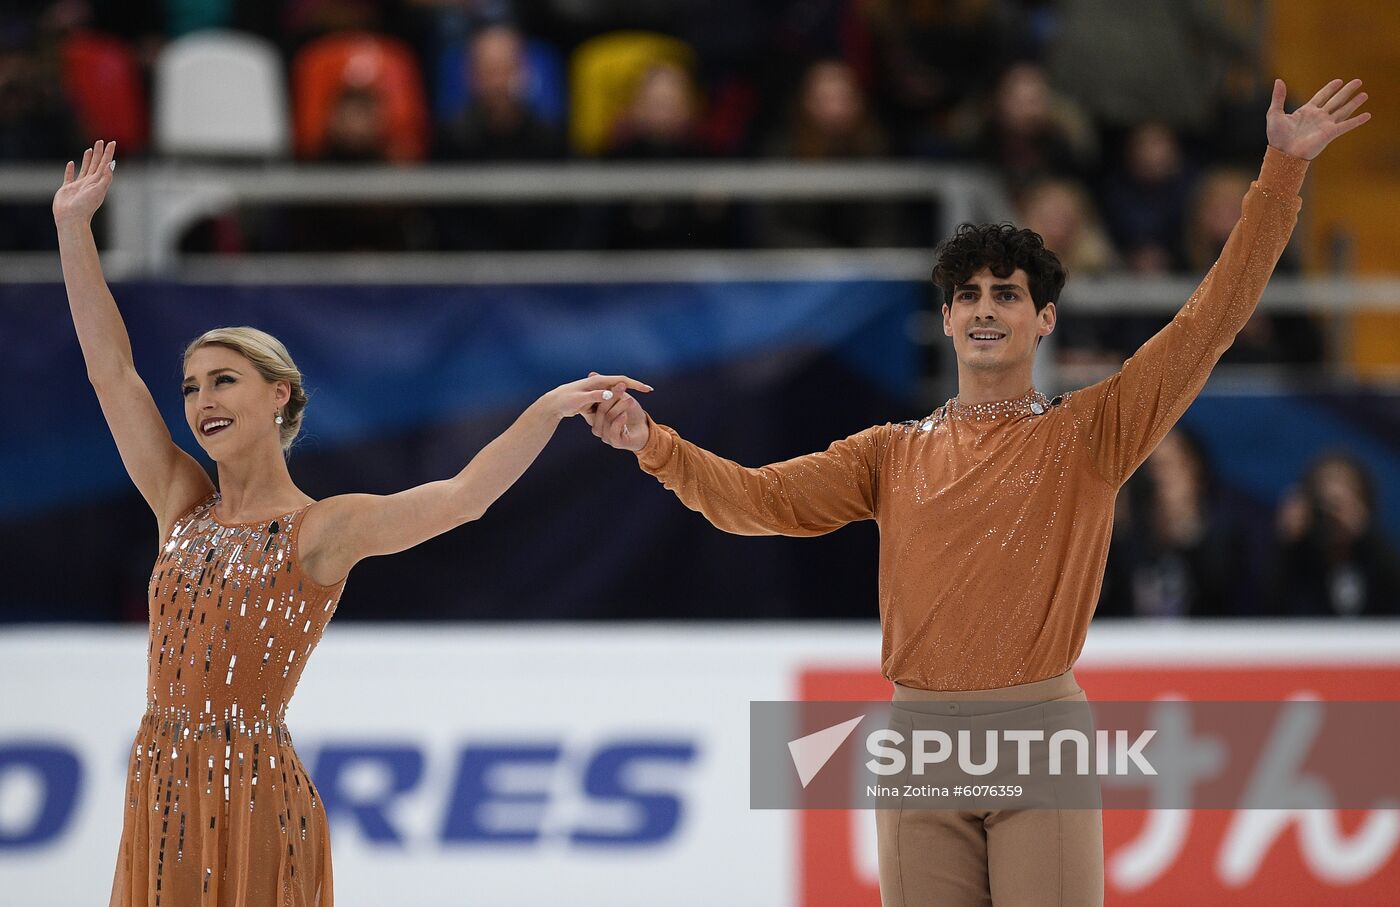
[944,389,1053,421]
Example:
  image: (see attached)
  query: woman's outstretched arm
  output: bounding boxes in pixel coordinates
[297,374,652,586]
[54,140,215,536]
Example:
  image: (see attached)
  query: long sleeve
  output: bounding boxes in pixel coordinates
[1079,146,1309,487]
[635,415,888,536]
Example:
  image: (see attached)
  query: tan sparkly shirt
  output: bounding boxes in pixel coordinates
[636,146,1309,691]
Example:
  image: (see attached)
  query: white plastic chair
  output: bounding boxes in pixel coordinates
[154,31,291,158]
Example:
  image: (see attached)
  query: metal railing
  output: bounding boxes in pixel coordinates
[0,160,1012,277]
[7,160,1399,395]
[5,161,1399,305]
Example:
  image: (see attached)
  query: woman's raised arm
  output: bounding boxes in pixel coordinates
[54,140,214,537]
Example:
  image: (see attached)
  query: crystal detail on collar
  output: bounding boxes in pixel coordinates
[942,389,1052,422]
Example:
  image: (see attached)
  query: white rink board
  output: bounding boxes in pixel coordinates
[1,622,1398,906]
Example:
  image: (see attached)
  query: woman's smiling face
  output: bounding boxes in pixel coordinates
[182,344,288,459]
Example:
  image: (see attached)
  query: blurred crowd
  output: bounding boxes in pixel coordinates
[1,0,1330,366]
[1,8,1284,240]
[1100,430,1400,619]
[7,0,1394,621]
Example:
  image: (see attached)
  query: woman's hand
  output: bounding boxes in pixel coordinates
[53,139,117,227]
[539,373,652,421]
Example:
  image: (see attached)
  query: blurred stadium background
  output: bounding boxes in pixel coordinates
[1,0,1398,904]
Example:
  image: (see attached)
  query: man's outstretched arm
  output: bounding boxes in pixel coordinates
[583,378,886,536]
[1080,78,1370,487]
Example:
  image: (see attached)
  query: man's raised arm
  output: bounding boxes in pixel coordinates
[1078,78,1369,487]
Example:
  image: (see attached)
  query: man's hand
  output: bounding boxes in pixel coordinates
[539,373,651,421]
[1267,78,1371,161]
[580,371,650,452]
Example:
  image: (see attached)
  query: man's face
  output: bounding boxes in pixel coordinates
[941,266,1055,372]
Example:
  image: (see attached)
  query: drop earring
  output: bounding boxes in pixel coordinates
[274,411,284,425]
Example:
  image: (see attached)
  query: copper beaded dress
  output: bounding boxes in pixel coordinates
[110,491,347,907]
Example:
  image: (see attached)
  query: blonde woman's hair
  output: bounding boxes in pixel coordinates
[182,326,308,455]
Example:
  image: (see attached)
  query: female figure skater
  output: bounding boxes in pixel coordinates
[53,140,648,907]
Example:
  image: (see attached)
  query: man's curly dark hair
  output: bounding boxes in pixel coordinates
[932,223,1067,312]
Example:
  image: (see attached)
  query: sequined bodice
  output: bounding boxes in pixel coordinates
[145,492,345,730]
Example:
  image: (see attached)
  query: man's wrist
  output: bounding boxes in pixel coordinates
[635,414,673,471]
[1259,145,1309,196]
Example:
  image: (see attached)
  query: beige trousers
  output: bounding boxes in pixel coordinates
[876,669,1104,906]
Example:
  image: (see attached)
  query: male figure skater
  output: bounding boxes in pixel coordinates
[584,78,1369,905]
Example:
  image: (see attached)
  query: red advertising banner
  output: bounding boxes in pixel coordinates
[798,664,1400,906]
